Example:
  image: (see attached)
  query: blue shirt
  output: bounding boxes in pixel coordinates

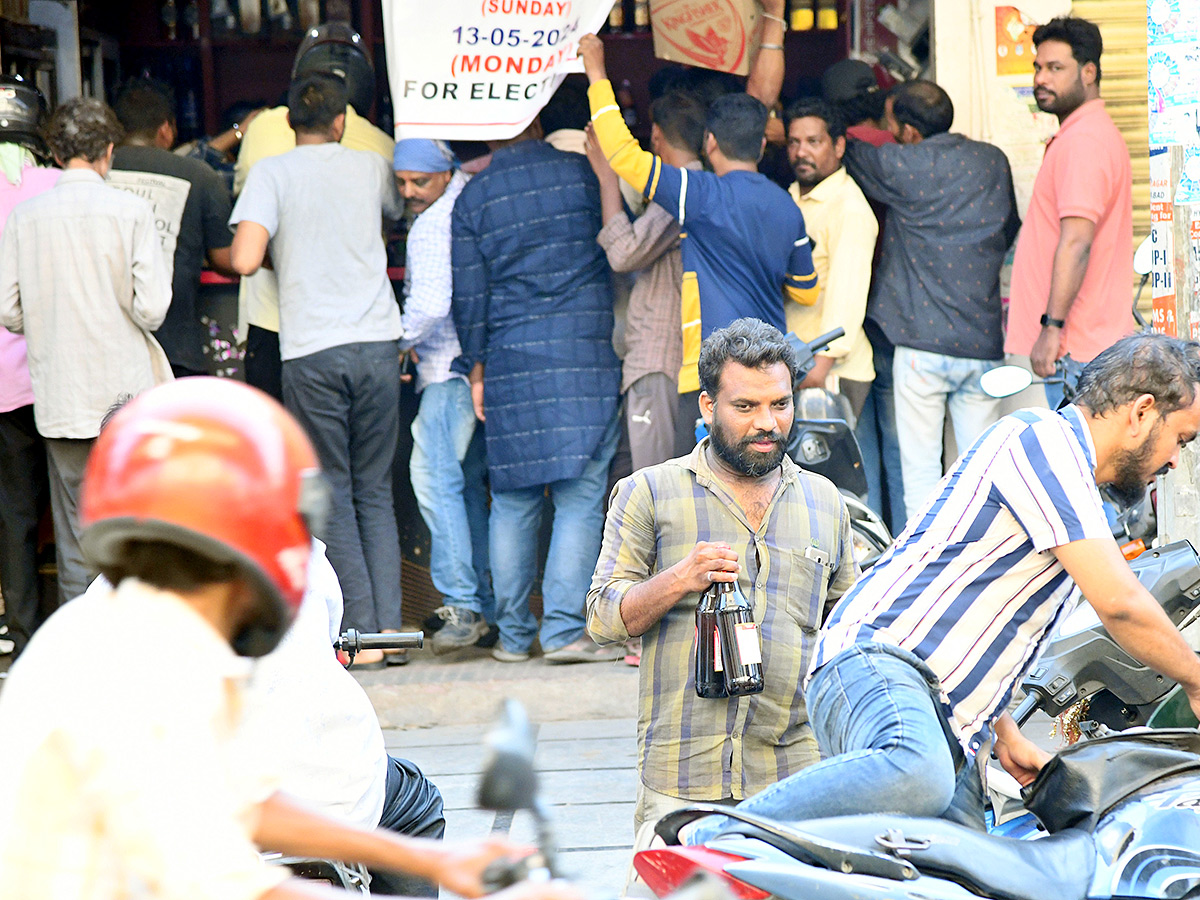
[451,140,620,492]
[812,405,1113,752]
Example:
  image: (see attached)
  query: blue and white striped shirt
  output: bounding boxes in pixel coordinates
[810,405,1113,753]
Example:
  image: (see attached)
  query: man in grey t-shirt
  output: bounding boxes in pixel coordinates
[230,73,405,665]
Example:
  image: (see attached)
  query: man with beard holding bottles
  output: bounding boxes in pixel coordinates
[586,318,857,845]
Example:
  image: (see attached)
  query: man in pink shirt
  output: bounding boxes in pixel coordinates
[1006,16,1133,409]
[0,76,59,657]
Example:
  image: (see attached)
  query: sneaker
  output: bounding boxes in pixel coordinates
[491,645,531,663]
[431,606,490,655]
[543,636,625,664]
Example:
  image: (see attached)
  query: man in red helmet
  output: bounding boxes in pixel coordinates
[0,377,577,900]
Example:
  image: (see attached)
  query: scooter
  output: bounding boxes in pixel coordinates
[264,629,425,893]
[634,540,1200,900]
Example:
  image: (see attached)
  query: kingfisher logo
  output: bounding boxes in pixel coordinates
[650,0,750,73]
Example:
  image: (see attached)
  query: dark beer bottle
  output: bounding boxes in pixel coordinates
[715,579,764,696]
[694,584,728,698]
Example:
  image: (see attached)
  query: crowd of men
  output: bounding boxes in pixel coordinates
[0,12,1133,670]
[1,8,1189,894]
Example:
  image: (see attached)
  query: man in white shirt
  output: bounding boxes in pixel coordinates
[0,97,172,606]
[0,378,576,900]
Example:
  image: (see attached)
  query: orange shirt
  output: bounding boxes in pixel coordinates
[1006,99,1133,361]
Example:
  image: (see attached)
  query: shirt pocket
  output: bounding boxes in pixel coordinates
[783,549,831,635]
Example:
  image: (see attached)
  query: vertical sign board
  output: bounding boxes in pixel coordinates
[1149,145,1177,335]
[382,0,614,140]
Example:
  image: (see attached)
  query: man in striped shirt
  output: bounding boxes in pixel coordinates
[687,333,1200,838]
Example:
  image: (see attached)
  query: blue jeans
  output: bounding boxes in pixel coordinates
[893,347,1002,521]
[489,413,619,653]
[856,331,906,536]
[282,341,403,632]
[686,644,983,845]
[409,379,494,618]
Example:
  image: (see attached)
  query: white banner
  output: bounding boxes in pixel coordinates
[382,0,613,140]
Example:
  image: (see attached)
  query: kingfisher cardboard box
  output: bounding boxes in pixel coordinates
[649,0,761,76]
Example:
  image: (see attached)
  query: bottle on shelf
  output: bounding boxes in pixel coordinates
[788,0,814,31]
[694,584,728,699]
[617,79,638,128]
[183,0,200,39]
[632,0,650,32]
[714,578,764,696]
[606,0,625,32]
[161,0,179,40]
[816,0,838,30]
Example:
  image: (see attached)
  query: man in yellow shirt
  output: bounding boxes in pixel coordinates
[784,98,877,417]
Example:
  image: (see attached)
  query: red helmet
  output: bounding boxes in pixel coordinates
[80,379,326,652]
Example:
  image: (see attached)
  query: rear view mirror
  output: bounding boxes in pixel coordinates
[477,699,538,812]
[1134,234,1153,277]
[980,365,1034,399]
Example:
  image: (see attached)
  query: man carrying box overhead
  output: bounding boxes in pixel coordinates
[578,33,818,456]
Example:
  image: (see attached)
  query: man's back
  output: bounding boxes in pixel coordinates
[452,139,620,492]
[0,579,284,898]
[845,133,1019,360]
[231,143,400,362]
[0,171,171,438]
[110,145,233,374]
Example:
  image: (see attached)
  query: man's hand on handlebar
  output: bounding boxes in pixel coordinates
[993,713,1050,787]
[424,838,537,897]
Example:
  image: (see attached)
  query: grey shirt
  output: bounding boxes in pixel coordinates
[230,143,402,361]
[845,133,1020,361]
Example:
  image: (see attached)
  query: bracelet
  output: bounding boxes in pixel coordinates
[1040,313,1066,329]
[762,12,787,28]
[233,123,244,141]
[760,43,785,50]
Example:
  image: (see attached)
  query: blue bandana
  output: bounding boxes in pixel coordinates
[392,138,458,173]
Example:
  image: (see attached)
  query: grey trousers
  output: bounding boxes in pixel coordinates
[282,341,403,632]
[44,437,95,606]
[625,372,678,472]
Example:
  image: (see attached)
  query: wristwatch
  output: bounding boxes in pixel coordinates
[1040,314,1066,329]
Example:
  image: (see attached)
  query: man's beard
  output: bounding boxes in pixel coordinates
[1108,422,1165,508]
[791,162,822,189]
[710,418,787,477]
[1035,78,1085,117]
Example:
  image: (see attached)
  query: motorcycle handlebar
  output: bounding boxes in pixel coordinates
[807,327,846,355]
[335,629,424,652]
[1011,689,1044,727]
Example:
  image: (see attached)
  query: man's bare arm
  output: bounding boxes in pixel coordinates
[746,0,786,143]
[1056,538,1200,719]
[619,542,739,636]
[1029,216,1094,377]
[231,221,270,276]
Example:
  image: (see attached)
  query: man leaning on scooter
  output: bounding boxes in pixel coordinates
[687,332,1200,841]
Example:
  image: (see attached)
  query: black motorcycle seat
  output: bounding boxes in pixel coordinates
[721,813,1095,900]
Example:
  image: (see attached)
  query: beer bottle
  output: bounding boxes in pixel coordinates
[694,583,728,698]
[715,579,764,696]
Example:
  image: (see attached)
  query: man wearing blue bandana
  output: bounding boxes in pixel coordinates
[393,139,495,655]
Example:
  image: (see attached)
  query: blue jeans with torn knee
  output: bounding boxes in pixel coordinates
[685,643,983,844]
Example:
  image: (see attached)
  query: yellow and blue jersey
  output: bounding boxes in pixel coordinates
[588,79,818,391]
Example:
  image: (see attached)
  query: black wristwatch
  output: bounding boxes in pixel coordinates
[1040,314,1066,329]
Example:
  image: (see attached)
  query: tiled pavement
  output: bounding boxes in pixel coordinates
[358,646,643,897]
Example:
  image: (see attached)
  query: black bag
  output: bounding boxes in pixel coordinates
[1021,728,1200,833]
